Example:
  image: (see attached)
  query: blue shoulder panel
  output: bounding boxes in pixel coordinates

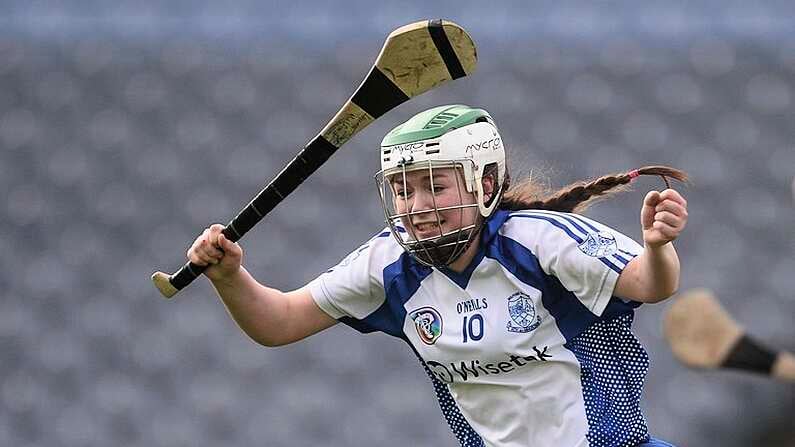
[339,251,432,339]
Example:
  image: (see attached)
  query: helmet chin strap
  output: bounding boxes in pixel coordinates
[407,228,472,267]
[405,216,487,268]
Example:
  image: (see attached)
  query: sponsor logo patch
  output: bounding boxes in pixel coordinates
[427,346,552,384]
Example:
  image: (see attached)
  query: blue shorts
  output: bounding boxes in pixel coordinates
[638,438,676,447]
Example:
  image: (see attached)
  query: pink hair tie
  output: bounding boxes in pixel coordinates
[628,169,640,180]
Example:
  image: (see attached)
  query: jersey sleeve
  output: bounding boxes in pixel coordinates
[307,236,387,320]
[507,211,643,317]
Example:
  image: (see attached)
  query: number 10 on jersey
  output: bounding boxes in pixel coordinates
[462,313,484,343]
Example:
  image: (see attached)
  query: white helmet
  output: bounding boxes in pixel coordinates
[375,105,506,267]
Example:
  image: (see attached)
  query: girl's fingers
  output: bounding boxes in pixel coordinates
[643,190,661,207]
[186,225,228,266]
[655,200,686,216]
[654,211,682,227]
[199,239,224,258]
[646,191,687,246]
[208,224,225,246]
[189,250,216,266]
[219,234,235,253]
[652,220,679,239]
[659,189,687,207]
[219,234,242,259]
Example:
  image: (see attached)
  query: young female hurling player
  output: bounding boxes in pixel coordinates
[187,105,688,447]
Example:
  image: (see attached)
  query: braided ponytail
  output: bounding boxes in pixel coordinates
[499,165,688,213]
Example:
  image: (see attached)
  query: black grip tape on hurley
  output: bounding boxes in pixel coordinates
[722,334,777,375]
[428,19,466,80]
[227,135,337,239]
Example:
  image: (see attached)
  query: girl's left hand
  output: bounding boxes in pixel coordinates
[641,188,688,248]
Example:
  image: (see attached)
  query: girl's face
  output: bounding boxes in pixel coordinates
[390,167,479,241]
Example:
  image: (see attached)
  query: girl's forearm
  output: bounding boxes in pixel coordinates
[209,267,290,346]
[637,242,680,302]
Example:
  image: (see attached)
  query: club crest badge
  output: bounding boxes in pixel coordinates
[578,231,618,257]
[506,292,541,333]
[409,307,443,345]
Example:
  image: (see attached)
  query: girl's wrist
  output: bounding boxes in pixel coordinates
[209,267,243,288]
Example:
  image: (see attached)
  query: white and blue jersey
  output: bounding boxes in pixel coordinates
[309,209,657,447]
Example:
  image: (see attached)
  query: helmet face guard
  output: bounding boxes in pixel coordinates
[374,105,507,268]
[375,160,480,267]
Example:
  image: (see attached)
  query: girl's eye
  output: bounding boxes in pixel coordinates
[433,185,446,192]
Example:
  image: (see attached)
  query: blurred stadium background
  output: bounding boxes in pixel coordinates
[1,1,794,446]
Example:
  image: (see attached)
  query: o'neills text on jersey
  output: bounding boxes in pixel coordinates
[456,297,488,314]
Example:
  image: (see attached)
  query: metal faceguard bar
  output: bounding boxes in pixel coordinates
[374,159,481,267]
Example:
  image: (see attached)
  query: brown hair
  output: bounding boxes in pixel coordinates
[498,165,689,213]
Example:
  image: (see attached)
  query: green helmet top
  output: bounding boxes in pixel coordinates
[380,104,494,146]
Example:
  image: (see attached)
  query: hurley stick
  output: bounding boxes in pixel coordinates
[152,19,477,298]
[664,288,795,382]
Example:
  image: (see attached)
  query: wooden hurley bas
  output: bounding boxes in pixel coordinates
[663,288,795,382]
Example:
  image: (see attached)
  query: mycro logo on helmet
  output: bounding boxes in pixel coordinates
[392,142,425,152]
[466,137,501,152]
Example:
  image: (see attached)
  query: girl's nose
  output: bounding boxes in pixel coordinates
[410,189,435,213]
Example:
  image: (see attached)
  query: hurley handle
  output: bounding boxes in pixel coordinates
[152,135,338,298]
